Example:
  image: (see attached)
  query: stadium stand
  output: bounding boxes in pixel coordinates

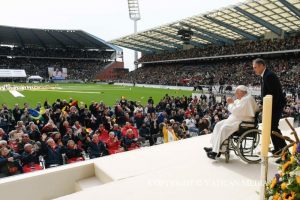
[0,25,123,81]
[110,0,300,96]
[120,56,300,92]
[0,57,108,81]
[137,35,300,63]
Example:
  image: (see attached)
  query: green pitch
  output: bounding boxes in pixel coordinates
[0,84,193,108]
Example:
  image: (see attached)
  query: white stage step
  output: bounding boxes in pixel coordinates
[75,177,103,192]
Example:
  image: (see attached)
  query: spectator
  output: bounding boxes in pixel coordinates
[0,146,22,177]
[139,123,154,146]
[86,134,108,159]
[123,129,139,151]
[41,135,63,168]
[106,132,124,155]
[162,123,178,143]
[65,140,84,164]
[21,143,43,173]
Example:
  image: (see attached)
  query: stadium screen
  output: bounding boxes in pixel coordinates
[48,67,67,80]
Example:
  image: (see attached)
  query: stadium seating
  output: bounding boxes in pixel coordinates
[120,57,300,94]
[138,35,300,63]
[0,25,121,82]
[0,57,110,81]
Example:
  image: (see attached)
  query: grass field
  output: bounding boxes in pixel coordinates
[0,83,193,108]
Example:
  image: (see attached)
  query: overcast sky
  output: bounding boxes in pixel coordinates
[1,0,242,70]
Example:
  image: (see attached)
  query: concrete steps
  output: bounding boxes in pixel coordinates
[75,176,103,192]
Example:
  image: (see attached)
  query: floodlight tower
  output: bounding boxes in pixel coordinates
[127,0,141,70]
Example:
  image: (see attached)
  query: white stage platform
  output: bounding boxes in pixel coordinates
[0,119,298,200]
[55,135,279,200]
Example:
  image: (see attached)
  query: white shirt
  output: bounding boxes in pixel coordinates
[227,94,259,122]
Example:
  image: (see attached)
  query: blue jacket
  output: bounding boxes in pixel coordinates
[41,142,63,167]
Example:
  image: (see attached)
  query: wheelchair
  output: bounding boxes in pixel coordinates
[221,113,261,164]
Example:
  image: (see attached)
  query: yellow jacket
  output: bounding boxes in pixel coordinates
[163,126,178,143]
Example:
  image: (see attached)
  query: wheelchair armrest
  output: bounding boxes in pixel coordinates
[239,121,256,129]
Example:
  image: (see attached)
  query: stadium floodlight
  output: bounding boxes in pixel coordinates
[127,0,141,70]
[128,0,141,21]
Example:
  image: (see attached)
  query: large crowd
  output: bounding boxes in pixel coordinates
[0,91,299,178]
[0,57,109,81]
[139,34,300,62]
[121,57,300,94]
[0,47,113,59]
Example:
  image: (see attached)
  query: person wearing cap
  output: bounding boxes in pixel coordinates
[9,121,26,141]
[204,85,259,159]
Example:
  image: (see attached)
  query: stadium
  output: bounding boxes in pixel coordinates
[0,0,299,200]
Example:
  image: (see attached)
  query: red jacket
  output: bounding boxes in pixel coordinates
[106,138,123,154]
[121,125,139,138]
[97,128,109,143]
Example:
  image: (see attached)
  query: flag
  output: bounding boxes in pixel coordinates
[69,100,78,107]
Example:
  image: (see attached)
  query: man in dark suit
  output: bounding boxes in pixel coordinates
[253,58,287,156]
[86,134,108,158]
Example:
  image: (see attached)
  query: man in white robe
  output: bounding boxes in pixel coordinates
[204,85,259,159]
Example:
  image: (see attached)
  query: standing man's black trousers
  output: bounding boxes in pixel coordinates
[270,107,287,153]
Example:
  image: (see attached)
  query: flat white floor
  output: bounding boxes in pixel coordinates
[55,132,286,200]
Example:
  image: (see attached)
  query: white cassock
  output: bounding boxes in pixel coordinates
[210,94,259,154]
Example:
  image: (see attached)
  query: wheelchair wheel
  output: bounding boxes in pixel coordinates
[237,129,261,164]
[225,151,230,163]
[222,139,230,163]
[230,137,239,156]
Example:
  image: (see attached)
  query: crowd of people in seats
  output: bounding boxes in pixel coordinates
[0,91,299,178]
[0,47,113,59]
[0,57,110,81]
[120,57,300,94]
[139,35,300,62]
[283,96,300,122]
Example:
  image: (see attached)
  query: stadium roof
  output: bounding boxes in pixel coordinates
[0,25,122,52]
[110,0,300,54]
